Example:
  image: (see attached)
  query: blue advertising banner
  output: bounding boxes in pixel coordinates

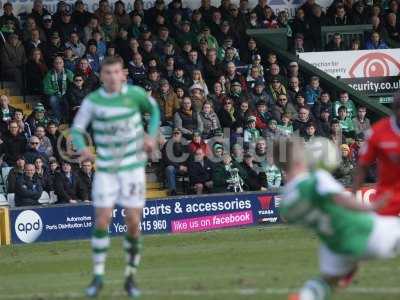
[9,192,281,244]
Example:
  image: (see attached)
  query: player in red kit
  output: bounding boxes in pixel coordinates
[353,95,400,216]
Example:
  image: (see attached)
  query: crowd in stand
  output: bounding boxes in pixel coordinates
[0,0,385,204]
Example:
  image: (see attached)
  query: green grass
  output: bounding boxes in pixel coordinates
[1,225,400,300]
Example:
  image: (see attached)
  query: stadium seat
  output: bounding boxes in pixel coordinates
[7,193,15,207]
[0,193,8,206]
[49,191,58,204]
[1,167,12,185]
[38,191,51,205]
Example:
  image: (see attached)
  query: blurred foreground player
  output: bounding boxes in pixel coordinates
[353,94,400,216]
[276,137,400,300]
[71,57,160,298]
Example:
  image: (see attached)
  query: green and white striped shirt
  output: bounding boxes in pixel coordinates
[71,84,160,173]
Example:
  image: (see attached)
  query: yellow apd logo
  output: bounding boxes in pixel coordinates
[15,210,43,243]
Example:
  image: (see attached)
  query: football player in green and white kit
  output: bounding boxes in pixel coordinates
[275,137,400,300]
[71,57,160,298]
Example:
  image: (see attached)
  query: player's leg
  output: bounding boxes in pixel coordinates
[289,244,358,300]
[123,207,143,298]
[119,168,146,298]
[86,173,118,297]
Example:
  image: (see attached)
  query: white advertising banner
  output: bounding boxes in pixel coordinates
[299,49,400,79]
[299,49,400,97]
[1,0,333,17]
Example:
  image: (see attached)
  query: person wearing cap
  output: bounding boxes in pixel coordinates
[248,79,272,109]
[14,163,43,207]
[335,143,355,187]
[244,115,261,144]
[54,160,86,204]
[153,26,174,56]
[176,19,196,47]
[7,155,26,193]
[0,32,27,91]
[272,93,297,122]
[161,127,188,196]
[153,78,180,125]
[197,25,219,50]
[44,30,65,66]
[267,76,287,103]
[229,79,244,103]
[56,10,80,43]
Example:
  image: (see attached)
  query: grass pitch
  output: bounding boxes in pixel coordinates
[1,225,400,300]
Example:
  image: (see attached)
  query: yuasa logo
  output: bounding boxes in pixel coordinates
[349,53,400,78]
[15,210,43,243]
[257,196,273,210]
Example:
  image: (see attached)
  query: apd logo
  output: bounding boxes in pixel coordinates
[15,210,43,243]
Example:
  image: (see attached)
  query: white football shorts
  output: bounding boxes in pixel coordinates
[92,167,146,208]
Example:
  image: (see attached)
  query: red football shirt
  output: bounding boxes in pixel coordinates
[358,116,400,216]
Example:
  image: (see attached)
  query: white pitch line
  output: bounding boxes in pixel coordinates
[1,287,400,299]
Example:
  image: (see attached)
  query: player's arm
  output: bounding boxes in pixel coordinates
[352,129,377,194]
[136,87,160,152]
[70,98,95,161]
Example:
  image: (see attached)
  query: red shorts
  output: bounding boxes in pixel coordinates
[372,192,400,216]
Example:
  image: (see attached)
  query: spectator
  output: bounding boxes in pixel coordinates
[218,98,236,130]
[0,95,16,133]
[231,143,244,164]
[325,32,346,51]
[330,118,344,145]
[114,1,131,29]
[304,76,322,106]
[57,11,81,43]
[316,109,332,137]
[385,13,400,47]
[24,136,49,164]
[42,15,57,41]
[288,75,303,102]
[333,91,356,118]
[240,152,267,191]
[65,75,90,123]
[84,39,104,74]
[267,77,287,103]
[162,128,188,196]
[334,144,354,186]
[29,0,50,27]
[26,103,49,136]
[34,126,53,157]
[44,31,65,66]
[3,121,26,166]
[293,106,314,137]
[46,122,61,161]
[233,100,252,132]
[26,48,48,96]
[188,148,214,194]
[0,3,20,32]
[15,163,43,207]
[94,0,112,25]
[365,31,389,49]
[13,110,30,138]
[43,56,74,122]
[0,33,27,91]
[23,16,46,43]
[174,97,201,140]
[304,122,318,142]
[7,155,25,193]
[329,4,349,25]
[207,81,225,113]
[170,65,191,90]
[353,106,371,134]
[244,116,261,144]
[47,156,60,190]
[254,100,272,130]
[312,91,333,119]
[78,159,94,202]
[34,157,51,191]
[337,106,355,138]
[24,28,47,56]
[75,57,100,91]
[154,79,180,125]
[350,1,368,25]
[308,4,326,51]
[55,161,86,204]
[263,119,286,140]
[203,48,223,89]
[84,17,105,44]
[272,94,297,122]
[72,0,93,29]
[212,153,244,193]
[190,69,209,97]
[188,131,209,155]
[198,101,221,139]
[249,80,273,109]
[277,113,293,136]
